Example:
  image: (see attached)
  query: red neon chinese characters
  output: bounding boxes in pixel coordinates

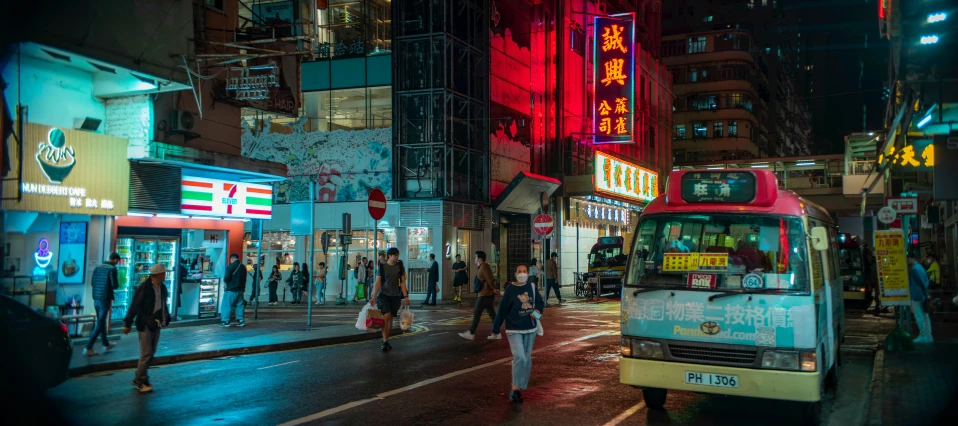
[600,59,627,86]
[601,24,628,53]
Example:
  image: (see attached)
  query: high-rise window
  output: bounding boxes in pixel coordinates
[713,121,724,137]
[728,121,739,136]
[704,16,713,22]
[674,124,686,140]
[687,36,706,54]
[692,122,707,139]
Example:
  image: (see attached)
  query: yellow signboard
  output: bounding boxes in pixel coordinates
[697,253,728,271]
[2,123,130,215]
[663,253,699,272]
[874,230,911,306]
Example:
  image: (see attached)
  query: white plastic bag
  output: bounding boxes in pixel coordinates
[356,304,371,331]
[399,304,414,331]
[535,319,544,336]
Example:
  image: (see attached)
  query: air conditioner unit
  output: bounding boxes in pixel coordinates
[170,109,197,132]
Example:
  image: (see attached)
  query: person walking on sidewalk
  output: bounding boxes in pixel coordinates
[316,262,328,305]
[369,247,410,351]
[907,254,935,344]
[123,264,171,394]
[83,252,121,356]
[422,254,439,307]
[248,260,264,304]
[267,264,281,305]
[545,252,563,305]
[452,254,468,302]
[287,262,302,304]
[490,264,544,403]
[354,258,367,303]
[460,251,498,341]
[221,253,248,327]
[364,256,374,302]
[529,258,542,290]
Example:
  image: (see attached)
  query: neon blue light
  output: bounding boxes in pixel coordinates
[917,115,932,128]
[920,35,939,45]
[927,13,947,23]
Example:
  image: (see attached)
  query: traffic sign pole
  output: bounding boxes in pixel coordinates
[367,189,387,305]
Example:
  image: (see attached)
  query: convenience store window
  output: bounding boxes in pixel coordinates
[245,232,297,270]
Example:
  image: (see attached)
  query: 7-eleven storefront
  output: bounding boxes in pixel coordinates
[113,162,283,321]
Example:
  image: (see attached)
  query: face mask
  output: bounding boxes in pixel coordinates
[516,273,529,283]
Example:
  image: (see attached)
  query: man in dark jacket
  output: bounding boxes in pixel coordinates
[460,251,499,341]
[221,253,248,327]
[422,253,439,307]
[84,253,121,356]
[123,264,171,393]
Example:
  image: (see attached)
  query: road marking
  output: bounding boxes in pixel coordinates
[257,360,300,370]
[602,401,646,426]
[277,330,615,426]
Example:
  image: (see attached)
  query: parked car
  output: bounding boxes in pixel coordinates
[0,295,72,392]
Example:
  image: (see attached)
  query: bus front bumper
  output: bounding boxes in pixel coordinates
[620,358,821,402]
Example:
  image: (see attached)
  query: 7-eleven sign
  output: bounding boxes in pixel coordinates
[181,177,273,219]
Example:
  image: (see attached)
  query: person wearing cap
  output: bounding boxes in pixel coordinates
[123,264,171,393]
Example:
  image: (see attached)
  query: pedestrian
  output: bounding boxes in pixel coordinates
[220,253,248,327]
[267,264,281,305]
[301,263,312,303]
[452,254,468,302]
[422,253,439,307]
[364,256,374,302]
[316,262,327,305]
[529,258,542,290]
[490,264,544,403]
[287,262,302,304]
[369,247,410,351]
[907,253,934,344]
[925,253,941,289]
[354,258,367,303]
[545,251,564,305]
[83,252,120,356]
[248,260,264,304]
[123,264,171,393]
[459,250,498,341]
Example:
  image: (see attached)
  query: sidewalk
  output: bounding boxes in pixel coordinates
[69,317,405,377]
[867,318,958,425]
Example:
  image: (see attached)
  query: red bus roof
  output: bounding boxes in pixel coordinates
[642,169,830,220]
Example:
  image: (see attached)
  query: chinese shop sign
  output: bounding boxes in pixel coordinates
[594,151,658,203]
[680,172,757,204]
[882,139,934,171]
[873,230,911,306]
[593,13,635,144]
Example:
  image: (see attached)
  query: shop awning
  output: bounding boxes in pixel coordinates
[493,171,561,215]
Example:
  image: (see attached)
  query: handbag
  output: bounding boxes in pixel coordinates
[528,285,543,336]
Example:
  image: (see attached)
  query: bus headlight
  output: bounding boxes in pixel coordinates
[622,337,664,359]
[762,350,817,371]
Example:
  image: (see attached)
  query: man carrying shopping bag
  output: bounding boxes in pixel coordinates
[368,247,410,351]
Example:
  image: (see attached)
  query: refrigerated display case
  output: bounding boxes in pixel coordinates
[114,236,179,320]
[114,238,134,321]
[198,277,220,318]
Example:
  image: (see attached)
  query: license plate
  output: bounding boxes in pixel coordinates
[684,371,738,388]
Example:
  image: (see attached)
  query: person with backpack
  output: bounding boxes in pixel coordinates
[220,253,248,327]
[459,250,499,341]
[490,263,544,403]
[287,262,302,304]
[266,264,281,305]
[83,252,121,356]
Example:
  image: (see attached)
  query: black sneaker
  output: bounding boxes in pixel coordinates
[509,390,521,403]
[381,341,392,352]
[237,320,246,327]
[220,322,231,327]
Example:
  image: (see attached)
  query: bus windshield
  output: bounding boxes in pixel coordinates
[626,214,810,292]
[590,246,627,268]
[839,247,863,275]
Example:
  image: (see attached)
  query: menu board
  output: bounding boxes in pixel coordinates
[874,230,911,306]
[681,172,756,203]
[57,222,88,284]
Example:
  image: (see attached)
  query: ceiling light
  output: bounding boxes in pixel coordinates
[927,13,947,24]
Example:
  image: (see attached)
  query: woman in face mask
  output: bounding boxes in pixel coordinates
[490,264,545,404]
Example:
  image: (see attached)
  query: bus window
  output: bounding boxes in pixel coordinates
[626,214,809,292]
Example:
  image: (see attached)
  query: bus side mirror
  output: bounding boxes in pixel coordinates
[810,227,829,252]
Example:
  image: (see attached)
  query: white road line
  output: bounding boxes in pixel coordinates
[257,360,300,370]
[277,330,615,426]
[602,401,646,426]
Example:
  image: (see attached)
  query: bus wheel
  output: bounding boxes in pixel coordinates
[642,388,668,410]
[801,400,822,425]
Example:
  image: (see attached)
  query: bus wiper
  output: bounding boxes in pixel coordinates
[632,286,681,296]
[707,288,800,302]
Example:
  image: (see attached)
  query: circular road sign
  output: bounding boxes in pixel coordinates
[877,206,896,224]
[534,214,555,236]
[367,189,387,221]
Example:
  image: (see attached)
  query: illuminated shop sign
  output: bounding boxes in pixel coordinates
[594,151,658,203]
[181,177,274,220]
[880,139,934,171]
[582,203,630,226]
[593,13,635,144]
[2,123,130,215]
[34,238,53,268]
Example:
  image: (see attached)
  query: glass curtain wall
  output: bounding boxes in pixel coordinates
[304,85,392,131]
[316,0,392,59]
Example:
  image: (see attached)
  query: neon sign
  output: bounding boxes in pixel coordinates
[34,238,53,268]
[593,13,635,144]
[594,151,658,203]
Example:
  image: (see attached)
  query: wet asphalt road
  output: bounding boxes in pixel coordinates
[24,301,881,426]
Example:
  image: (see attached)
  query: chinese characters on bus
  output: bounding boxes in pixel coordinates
[680,172,758,203]
[593,14,635,144]
[594,151,658,202]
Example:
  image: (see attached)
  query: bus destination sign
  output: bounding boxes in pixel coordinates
[680,172,757,203]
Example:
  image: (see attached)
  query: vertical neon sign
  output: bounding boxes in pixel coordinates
[593,13,636,144]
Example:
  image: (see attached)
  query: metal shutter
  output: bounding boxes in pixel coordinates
[129,162,181,213]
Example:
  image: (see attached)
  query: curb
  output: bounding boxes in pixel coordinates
[68,327,405,377]
[864,349,885,426]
